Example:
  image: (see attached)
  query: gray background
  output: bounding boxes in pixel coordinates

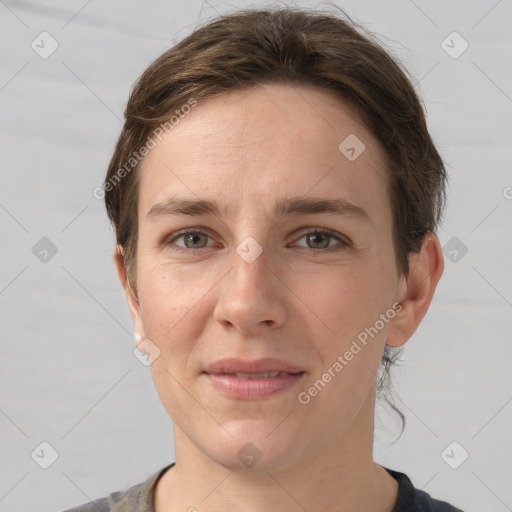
[1,0,511,510]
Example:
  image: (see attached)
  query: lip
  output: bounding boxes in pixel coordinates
[203,357,305,375]
[202,358,306,400]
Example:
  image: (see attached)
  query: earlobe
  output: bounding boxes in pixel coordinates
[386,232,444,347]
[135,333,147,353]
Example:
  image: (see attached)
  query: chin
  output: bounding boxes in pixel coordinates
[202,421,307,473]
[213,447,301,474]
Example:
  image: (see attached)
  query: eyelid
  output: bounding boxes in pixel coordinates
[164,227,219,249]
[163,226,350,252]
[291,227,349,249]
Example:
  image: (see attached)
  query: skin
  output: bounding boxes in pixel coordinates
[114,83,444,512]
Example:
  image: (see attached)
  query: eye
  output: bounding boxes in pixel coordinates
[292,228,349,252]
[165,229,217,251]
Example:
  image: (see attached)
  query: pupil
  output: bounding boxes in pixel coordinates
[309,233,328,248]
[187,233,203,248]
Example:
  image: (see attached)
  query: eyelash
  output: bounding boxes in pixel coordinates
[163,227,349,255]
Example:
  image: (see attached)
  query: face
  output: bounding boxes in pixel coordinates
[127,83,407,471]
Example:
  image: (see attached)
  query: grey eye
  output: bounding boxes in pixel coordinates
[177,232,211,249]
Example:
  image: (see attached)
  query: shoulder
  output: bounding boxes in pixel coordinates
[63,495,109,512]
[62,464,174,512]
[412,487,464,512]
[385,467,465,512]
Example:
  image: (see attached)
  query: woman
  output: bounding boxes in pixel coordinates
[66,6,463,512]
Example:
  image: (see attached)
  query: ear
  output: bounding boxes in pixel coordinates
[113,245,146,351]
[386,231,444,347]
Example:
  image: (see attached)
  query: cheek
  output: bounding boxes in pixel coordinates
[299,266,391,411]
[137,264,206,414]
[137,261,207,358]
[294,261,386,346]
[298,261,394,403]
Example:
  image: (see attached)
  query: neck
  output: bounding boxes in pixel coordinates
[154,393,398,512]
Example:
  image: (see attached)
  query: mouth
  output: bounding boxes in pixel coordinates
[218,371,301,379]
[202,358,306,399]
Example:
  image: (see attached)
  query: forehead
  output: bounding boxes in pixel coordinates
[138,83,391,227]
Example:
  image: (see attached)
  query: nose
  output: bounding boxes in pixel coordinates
[213,244,287,335]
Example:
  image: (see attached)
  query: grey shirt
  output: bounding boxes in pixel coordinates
[63,463,464,511]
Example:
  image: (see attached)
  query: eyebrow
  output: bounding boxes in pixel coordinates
[146,196,371,224]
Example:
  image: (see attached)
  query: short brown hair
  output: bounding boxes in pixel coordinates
[103,6,447,429]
